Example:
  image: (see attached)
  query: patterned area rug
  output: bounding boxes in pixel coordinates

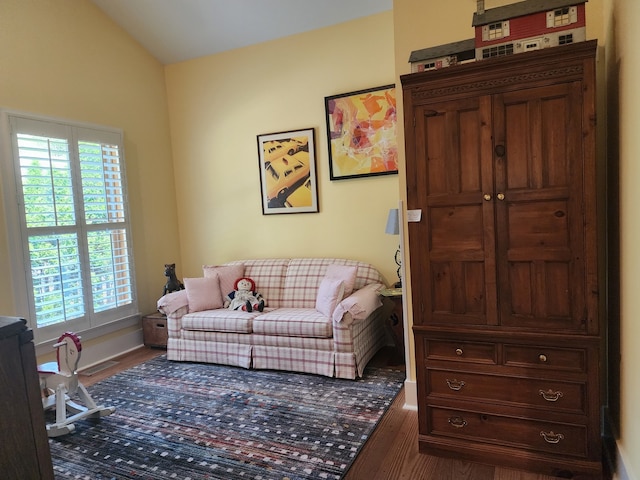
[49,356,405,479]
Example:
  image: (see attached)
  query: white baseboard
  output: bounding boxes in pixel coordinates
[403,378,417,410]
[613,441,636,480]
[603,406,637,480]
[77,328,145,372]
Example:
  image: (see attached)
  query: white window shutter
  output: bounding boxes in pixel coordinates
[3,112,137,341]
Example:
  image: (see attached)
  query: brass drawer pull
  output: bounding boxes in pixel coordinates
[446,379,466,391]
[448,416,467,428]
[539,389,563,402]
[455,348,463,356]
[540,431,565,444]
[539,354,548,363]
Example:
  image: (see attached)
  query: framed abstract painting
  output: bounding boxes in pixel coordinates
[324,84,398,180]
[256,128,319,215]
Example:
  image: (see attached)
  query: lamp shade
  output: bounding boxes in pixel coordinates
[385,208,399,235]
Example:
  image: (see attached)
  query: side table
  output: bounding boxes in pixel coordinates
[142,312,168,349]
[380,287,405,365]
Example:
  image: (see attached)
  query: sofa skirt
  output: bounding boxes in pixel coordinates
[252,345,335,377]
[167,338,252,369]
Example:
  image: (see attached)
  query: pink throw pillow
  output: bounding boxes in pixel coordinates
[324,264,357,296]
[315,277,345,317]
[184,275,224,312]
[203,264,245,298]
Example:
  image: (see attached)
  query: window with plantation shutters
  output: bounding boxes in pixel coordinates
[2,112,138,343]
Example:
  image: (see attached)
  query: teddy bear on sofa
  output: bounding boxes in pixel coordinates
[224,277,265,312]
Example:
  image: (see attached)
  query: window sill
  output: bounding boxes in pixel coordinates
[35,313,141,357]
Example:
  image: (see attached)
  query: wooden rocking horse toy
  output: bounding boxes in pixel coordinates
[37,332,115,437]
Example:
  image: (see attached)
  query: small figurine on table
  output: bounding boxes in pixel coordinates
[163,263,184,295]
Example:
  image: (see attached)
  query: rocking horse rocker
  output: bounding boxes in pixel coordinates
[37,332,115,437]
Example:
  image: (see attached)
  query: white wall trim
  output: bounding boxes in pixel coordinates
[613,441,636,480]
[403,378,417,410]
[75,328,144,372]
[35,315,141,358]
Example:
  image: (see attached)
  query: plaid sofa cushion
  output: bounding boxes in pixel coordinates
[253,308,332,338]
[281,258,384,308]
[182,310,260,334]
[224,259,289,308]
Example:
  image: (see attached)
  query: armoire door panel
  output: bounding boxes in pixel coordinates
[496,83,577,193]
[429,205,484,252]
[428,202,489,324]
[494,81,586,331]
[506,201,570,249]
[410,95,496,327]
[507,261,572,322]
[431,261,487,319]
[418,96,487,198]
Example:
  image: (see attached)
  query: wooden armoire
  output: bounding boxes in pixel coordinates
[401,40,602,478]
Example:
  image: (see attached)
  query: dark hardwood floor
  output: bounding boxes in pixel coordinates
[79,346,579,480]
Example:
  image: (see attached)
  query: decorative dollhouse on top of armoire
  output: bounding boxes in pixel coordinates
[409,0,588,72]
[409,38,476,73]
[472,0,587,60]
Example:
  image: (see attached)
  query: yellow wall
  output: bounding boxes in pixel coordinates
[611,0,640,477]
[0,0,180,341]
[164,12,401,285]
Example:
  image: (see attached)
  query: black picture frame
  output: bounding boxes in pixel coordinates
[256,128,319,215]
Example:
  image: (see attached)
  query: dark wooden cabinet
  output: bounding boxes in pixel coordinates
[0,317,54,479]
[402,41,602,479]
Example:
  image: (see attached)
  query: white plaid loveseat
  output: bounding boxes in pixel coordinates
[157,258,392,379]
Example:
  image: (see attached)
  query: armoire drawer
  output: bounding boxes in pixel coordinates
[503,344,587,372]
[425,339,497,364]
[427,369,586,414]
[428,406,587,458]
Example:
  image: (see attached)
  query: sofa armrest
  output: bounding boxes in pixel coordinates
[157,290,190,339]
[157,290,188,316]
[332,283,384,324]
[166,305,188,338]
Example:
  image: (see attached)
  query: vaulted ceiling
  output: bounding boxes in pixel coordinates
[91,0,393,64]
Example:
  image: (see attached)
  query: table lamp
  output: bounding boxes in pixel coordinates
[385,208,402,288]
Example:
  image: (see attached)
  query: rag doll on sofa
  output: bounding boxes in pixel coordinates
[224,277,265,312]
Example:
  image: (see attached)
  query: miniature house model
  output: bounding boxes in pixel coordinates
[409,0,587,72]
[409,39,476,73]
[472,0,587,60]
